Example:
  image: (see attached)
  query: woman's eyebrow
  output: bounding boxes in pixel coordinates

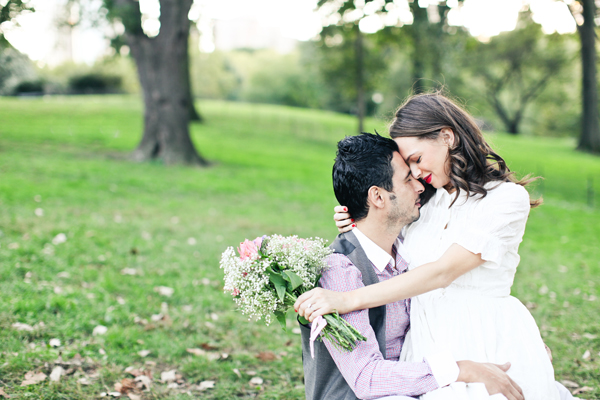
[405,152,416,162]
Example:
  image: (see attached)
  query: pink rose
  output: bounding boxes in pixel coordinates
[237,239,258,260]
[253,235,267,249]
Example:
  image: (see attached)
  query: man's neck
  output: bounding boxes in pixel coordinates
[355,218,404,257]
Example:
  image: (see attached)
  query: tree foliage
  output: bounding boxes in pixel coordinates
[0,0,34,45]
[461,13,573,134]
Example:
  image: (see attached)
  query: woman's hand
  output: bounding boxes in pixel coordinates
[334,205,354,233]
[294,288,352,322]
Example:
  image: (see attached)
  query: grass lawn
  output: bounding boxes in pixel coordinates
[0,95,598,399]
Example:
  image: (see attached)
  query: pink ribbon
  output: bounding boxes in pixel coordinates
[309,315,328,358]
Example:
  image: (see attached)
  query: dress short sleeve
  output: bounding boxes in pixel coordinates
[452,182,531,269]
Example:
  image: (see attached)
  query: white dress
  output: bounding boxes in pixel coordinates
[399,181,560,400]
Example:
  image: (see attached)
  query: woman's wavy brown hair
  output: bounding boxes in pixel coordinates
[389,93,541,208]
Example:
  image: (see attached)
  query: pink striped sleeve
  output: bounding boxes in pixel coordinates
[320,253,440,399]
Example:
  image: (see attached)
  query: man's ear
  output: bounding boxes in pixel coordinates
[440,128,455,147]
[367,186,386,210]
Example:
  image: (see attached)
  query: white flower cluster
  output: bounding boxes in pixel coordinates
[220,235,332,325]
[267,235,331,289]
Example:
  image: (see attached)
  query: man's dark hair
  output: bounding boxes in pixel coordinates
[332,133,399,221]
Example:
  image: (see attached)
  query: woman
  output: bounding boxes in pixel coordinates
[295,94,563,400]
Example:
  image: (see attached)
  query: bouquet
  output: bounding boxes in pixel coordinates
[220,235,366,355]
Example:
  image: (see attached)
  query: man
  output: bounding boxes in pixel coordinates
[297,133,524,400]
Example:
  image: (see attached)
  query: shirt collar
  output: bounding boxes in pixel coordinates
[434,187,452,206]
[353,227,400,273]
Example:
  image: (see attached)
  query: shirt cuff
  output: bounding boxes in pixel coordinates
[424,350,460,388]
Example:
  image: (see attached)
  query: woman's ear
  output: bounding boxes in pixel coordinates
[440,128,455,148]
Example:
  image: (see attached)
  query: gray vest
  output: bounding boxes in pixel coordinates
[299,231,387,400]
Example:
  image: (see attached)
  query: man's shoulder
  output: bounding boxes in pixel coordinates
[321,253,364,291]
[325,252,356,270]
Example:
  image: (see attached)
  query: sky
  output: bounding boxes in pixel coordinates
[3,0,576,65]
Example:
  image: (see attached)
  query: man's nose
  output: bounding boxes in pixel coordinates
[413,179,424,194]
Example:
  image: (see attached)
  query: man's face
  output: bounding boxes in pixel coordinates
[385,152,425,227]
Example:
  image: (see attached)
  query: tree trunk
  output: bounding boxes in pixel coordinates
[409,2,428,94]
[117,0,207,165]
[577,0,600,153]
[355,26,365,134]
[183,41,202,122]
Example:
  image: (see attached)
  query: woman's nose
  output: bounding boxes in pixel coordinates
[411,164,421,178]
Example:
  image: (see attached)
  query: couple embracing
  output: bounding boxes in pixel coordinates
[294,94,575,400]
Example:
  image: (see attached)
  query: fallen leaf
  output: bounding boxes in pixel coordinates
[232,368,241,378]
[573,386,594,395]
[93,325,108,336]
[35,208,44,217]
[561,380,579,388]
[198,381,215,391]
[187,237,197,245]
[52,233,67,245]
[525,302,537,310]
[167,382,179,389]
[127,394,141,400]
[8,243,19,250]
[249,377,264,386]
[78,377,92,385]
[12,323,34,332]
[100,392,121,397]
[118,378,136,394]
[121,268,137,276]
[256,351,277,361]
[138,350,151,357]
[161,370,177,383]
[582,350,591,360]
[154,286,174,297]
[246,370,257,376]
[186,348,206,356]
[0,388,10,398]
[583,333,597,339]
[49,338,61,348]
[21,371,47,386]
[135,375,152,390]
[49,366,65,382]
[150,314,163,322]
[56,272,70,278]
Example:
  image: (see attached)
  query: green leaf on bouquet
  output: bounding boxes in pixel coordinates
[298,315,309,325]
[313,273,322,287]
[269,271,287,302]
[274,310,287,331]
[282,271,304,291]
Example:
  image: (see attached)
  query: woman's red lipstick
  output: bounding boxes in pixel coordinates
[424,174,432,184]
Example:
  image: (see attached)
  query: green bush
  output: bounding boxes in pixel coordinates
[68,73,122,94]
[13,79,44,95]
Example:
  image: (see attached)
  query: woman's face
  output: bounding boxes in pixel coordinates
[393,130,453,189]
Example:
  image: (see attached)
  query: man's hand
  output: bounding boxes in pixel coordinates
[457,360,524,400]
